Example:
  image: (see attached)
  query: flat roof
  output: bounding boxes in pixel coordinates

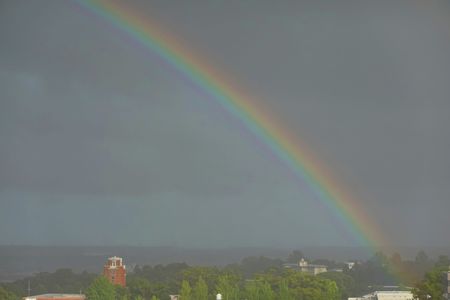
[25,294,85,299]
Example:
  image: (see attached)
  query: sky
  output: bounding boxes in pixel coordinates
[1,0,450,248]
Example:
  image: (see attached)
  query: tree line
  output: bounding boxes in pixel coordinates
[85,269,340,300]
[1,250,449,300]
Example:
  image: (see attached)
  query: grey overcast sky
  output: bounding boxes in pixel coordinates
[1,0,450,248]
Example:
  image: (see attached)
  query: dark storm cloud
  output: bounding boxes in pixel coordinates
[1,0,449,247]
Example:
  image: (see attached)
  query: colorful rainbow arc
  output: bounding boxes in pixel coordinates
[76,0,387,250]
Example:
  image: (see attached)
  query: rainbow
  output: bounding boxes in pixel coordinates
[75,1,387,251]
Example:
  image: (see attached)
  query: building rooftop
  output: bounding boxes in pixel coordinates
[348,290,414,300]
[24,294,85,299]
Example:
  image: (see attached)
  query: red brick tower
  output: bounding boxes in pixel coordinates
[103,256,126,287]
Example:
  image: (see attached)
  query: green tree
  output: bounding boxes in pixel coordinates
[282,270,339,300]
[149,282,170,300]
[413,267,447,300]
[278,280,292,300]
[259,281,275,300]
[181,266,219,290]
[127,277,152,299]
[243,280,275,300]
[0,286,18,300]
[4,269,96,296]
[179,280,192,300]
[85,276,116,300]
[150,296,160,300]
[193,277,208,300]
[244,280,260,300]
[115,285,129,300]
[216,275,239,300]
[319,271,356,300]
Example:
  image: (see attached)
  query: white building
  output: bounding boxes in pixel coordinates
[23,294,85,300]
[349,291,414,300]
[345,261,356,270]
[283,258,327,275]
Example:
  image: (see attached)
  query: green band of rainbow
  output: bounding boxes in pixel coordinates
[76,0,387,251]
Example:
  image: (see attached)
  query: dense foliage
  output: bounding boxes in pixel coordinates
[345,251,450,295]
[1,268,95,298]
[0,286,19,300]
[1,250,447,300]
[413,266,449,300]
[85,276,117,300]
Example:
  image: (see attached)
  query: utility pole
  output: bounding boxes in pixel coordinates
[27,280,31,296]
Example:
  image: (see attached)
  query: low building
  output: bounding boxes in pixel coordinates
[348,291,414,300]
[23,294,85,300]
[345,261,356,270]
[283,258,327,275]
[329,268,344,272]
[103,256,126,287]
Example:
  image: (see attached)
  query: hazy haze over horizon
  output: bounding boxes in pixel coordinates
[1,0,450,248]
